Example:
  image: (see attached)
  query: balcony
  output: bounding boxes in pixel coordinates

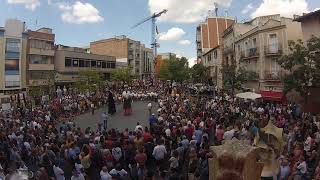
[265,44,282,56]
[29,64,54,71]
[264,70,285,80]
[223,47,233,55]
[240,47,259,60]
[29,48,55,56]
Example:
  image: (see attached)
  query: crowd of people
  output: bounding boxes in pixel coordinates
[0,81,320,180]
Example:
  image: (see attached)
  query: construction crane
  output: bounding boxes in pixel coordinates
[131,9,168,67]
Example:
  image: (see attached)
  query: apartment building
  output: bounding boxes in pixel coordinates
[197,16,234,88]
[155,52,176,75]
[233,15,302,98]
[295,9,320,41]
[27,28,55,87]
[0,19,28,102]
[90,35,153,79]
[54,45,116,86]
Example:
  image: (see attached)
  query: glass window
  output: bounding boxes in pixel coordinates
[30,55,49,64]
[213,50,217,59]
[6,38,20,52]
[110,62,116,68]
[5,81,20,88]
[85,60,91,67]
[5,52,20,59]
[65,57,72,67]
[79,59,84,67]
[97,61,102,68]
[102,62,106,68]
[91,60,96,67]
[73,59,79,67]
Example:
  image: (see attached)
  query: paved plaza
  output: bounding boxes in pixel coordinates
[73,101,154,131]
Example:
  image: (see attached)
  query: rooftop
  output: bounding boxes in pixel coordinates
[294,9,320,22]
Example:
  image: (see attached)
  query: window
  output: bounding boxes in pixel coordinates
[110,62,116,68]
[6,38,20,52]
[207,54,212,62]
[30,55,49,64]
[213,50,217,59]
[91,60,96,67]
[97,61,102,68]
[79,59,85,67]
[85,60,91,67]
[252,38,257,48]
[73,59,79,67]
[5,52,20,59]
[65,57,72,67]
[102,62,106,68]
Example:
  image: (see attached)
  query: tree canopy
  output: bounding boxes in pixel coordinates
[158,56,190,82]
[277,36,320,98]
[110,66,136,83]
[222,64,259,94]
[190,63,209,82]
[74,70,104,93]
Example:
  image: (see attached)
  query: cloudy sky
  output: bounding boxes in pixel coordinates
[1,0,319,66]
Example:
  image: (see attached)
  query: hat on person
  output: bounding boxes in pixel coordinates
[152,113,155,116]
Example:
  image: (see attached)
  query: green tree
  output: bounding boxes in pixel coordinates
[111,66,135,83]
[158,56,190,82]
[222,64,258,95]
[191,63,209,82]
[28,71,56,102]
[277,36,320,103]
[74,70,104,93]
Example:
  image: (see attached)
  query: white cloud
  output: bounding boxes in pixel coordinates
[148,0,232,23]
[241,3,254,14]
[159,27,186,41]
[188,57,197,67]
[58,1,104,24]
[178,40,191,45]
[314,8,320,12]
[7,0,40,10]
[251,0,309,18]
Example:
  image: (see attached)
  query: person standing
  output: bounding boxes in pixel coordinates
[108,91,116,115]
[147,102,152,117]
[101,112,108,130]
[91,102,95,115]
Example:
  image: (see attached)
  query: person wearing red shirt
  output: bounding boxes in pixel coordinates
[215,125,224,145]
[185,124,194,140]
[143,128,153,143]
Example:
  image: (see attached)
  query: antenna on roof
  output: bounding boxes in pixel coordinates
[214,2,218,16]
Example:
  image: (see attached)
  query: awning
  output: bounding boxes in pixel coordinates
[260,90,285,102]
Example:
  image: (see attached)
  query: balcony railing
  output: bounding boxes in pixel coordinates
[264,70,285,80]
[240,47,259,60]
[265,44,282,55]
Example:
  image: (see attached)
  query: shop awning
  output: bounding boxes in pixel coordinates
[260,90,285,102]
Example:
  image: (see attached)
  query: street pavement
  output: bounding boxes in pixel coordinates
[73,101,153,131]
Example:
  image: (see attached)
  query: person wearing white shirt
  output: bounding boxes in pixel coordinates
[100,166,112,180]
[223,127,235,140]
[71,170,85,180]
[147,102,152,116]
[53,165,65,180]
[296,157,307,177]
[152,140,167,160]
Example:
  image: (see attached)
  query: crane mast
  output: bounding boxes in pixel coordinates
[132,9,168,73]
